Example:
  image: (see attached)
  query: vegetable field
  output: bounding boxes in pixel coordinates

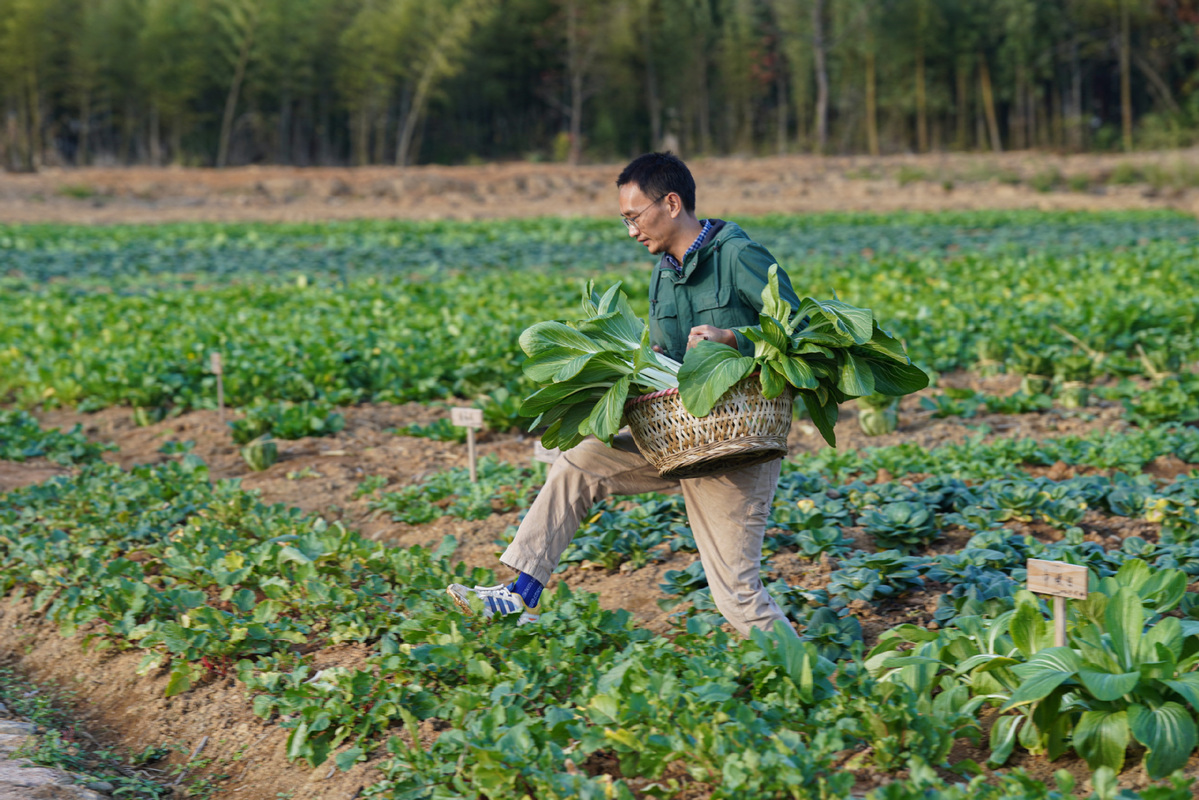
[2,210,1199,799]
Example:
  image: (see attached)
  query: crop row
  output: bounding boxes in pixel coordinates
[789,421,1199,481]
[670,469,1199,615]
[2,240,1197,413]
[370,432,1199,632]
[3,211,1194,287]
[0,409,112,465]
[365,421,1199,532]
[3,448,1199,798]
[0,274,554,410]
[918,373,1199,428]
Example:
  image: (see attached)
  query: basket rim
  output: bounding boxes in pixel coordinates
[626,387,680,407]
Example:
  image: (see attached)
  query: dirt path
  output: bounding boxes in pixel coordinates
[2,150,1198,225]
[0,599,384,800]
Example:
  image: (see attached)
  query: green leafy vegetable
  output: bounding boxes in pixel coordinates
[857,394,900,436]
[679,265,929,446]
[518,282,681,449]
[521,268,928,450]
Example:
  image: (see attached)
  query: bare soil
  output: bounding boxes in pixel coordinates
[2,149,1199,225]
[0,598,388,800]
[0,458,67,494]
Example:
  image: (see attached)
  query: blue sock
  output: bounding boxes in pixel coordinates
[509,572,543,609]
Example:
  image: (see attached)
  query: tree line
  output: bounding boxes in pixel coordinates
[1,0,1196,171]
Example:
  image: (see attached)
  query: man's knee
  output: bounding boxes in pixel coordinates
[710,580,788,636]
[553,438,626,495]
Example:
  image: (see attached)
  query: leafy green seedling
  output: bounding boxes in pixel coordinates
[352,474,388,498]
[861,501,939,552]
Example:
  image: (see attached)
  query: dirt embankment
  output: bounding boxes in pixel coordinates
[2,149,1198,225]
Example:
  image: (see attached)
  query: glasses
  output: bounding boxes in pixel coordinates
[621,194,667,232]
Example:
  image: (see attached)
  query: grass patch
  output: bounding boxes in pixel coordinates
[54,184,97,200]
[845,165,884,180]
[1066,173,1092,192]
[958,162,1022,185]
[1143,162,1199,192]
[0,667,175,798]
[996,169,1022,186]
[896,165,929,186]
[1030,168,1061,193]
[1107,162,1144,185]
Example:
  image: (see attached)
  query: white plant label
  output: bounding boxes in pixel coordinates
[450,407,484,428]
[1027,559,1089,601]
[211,351,226,423]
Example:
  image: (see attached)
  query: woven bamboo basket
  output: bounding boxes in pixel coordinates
[624,377,792,480]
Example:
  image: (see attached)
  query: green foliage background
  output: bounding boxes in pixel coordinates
[1,0,1197,169]
[2,210,1196,414]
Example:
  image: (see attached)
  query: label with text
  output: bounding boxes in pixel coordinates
[1027,559,1089,600]
[210,352,223,375]
[450,407,485,428]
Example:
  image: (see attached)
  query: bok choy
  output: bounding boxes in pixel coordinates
[518,282,681,450]
[677,264,928,446]
[519,267,928,452]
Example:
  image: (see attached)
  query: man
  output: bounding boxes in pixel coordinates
[448,152,802,637]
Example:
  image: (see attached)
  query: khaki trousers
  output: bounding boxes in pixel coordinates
[500,431,791,637]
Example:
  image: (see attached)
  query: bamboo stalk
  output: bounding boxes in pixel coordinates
[979,53,1002,153]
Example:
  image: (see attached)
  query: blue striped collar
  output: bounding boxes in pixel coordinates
[663,219,714,274]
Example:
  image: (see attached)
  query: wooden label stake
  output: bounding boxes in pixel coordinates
[210,352,225,425]
[450,407,485,483]
[1027,558,1089,647]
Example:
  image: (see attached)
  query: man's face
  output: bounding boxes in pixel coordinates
[618,182,673,256]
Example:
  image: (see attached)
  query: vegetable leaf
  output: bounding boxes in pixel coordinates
[859,353,930,396]
[588,375,632,444]
[837,351,876,397]
[678,342,755,417]
[802,392,840,447]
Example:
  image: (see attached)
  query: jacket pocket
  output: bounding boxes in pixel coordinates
[650,301,682,360]
[692,283,742,331]
[689,254,735,327]
[689,254,731,312]
[692,282,732,312]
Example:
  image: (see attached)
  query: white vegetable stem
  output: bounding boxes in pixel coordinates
[635,354,682,392]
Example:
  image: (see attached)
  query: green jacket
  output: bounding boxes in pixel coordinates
[649,220,801,362]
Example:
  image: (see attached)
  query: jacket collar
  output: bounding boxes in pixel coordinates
[658,219,731,279]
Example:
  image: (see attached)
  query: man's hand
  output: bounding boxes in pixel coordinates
[687,325,736,350]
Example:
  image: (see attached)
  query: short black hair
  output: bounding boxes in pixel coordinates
[616,152,696,213]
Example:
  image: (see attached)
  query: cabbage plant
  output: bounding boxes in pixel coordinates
[857,393,901,436]
[869,559,1199,780]
[240,437,278,471]
[861,501,940,552]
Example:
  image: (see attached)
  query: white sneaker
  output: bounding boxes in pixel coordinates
[446,582,541,625]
